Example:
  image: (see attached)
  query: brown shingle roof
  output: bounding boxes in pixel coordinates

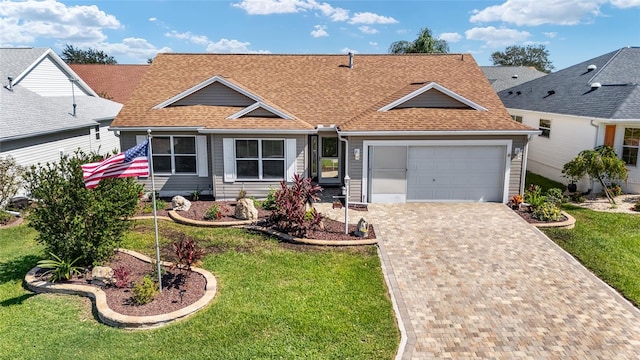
[70,64,149,104]
[112,53,535,133]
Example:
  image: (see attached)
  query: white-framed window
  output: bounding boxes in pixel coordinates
[235,139,285,180]
[152,136,197,174]
[511,115,523,123]
[223,138,296,182]
[539,119,551,138]
[623,128,640,166]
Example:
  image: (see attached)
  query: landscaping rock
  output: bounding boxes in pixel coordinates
[92,266,114,287]
[354,217,369,238]
[235,198,258,220]
[172,196,191,211]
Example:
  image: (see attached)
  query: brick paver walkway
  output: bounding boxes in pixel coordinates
[318,202,640,359]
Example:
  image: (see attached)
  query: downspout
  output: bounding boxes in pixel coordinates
[521,134,532,196]
[589,120,601,191]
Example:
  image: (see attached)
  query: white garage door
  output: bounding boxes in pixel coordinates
[406,146,506,202]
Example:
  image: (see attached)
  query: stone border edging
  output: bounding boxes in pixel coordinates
[533,211,576,229]
[0,216,24,229]
[24,248,217,330]
[130,215,173,221]
[244,225,378,246]
[168,210,254,227]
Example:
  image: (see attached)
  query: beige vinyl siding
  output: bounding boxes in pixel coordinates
[18,55,91,97]
[121,132,213,197]
[396,90,469,109]
[212,134,307,200]
[345,135,526,203]
[172,82,254,107]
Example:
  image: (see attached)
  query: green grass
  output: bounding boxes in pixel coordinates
[0,221,399,359]
[525,171,566,192]
[542,204,640,307]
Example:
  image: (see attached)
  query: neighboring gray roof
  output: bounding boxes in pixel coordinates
[499,47,640,120]
[0,47,48,83]
[481,66,547,92]
[0,47,122,141]
[0,85,122,141]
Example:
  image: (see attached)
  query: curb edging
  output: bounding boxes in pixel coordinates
[24,249,217,330]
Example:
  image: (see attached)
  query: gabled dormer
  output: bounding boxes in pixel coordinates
[153,75,261,109]
[227,102,293,119]
[378,82,487,112]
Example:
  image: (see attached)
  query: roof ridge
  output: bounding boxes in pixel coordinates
[587,47,625,84]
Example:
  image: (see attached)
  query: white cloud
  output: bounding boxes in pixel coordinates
[92,38,171,62]
[610,0,640,7]
[358,25,378,34]
[544,32,558,38]
[149,17,157,22]
[465,26,531,47]
[438,32,462,43]
[166,30,269,53]
[470,0,604,26]
[0,0,120,45]
[233,0,350,21]
[311,24,328,37]
[369,41,378,47]
[341,47,358,54]
[349,12,398,24]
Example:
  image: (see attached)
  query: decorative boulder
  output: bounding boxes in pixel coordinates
[92,266,114,287]
[235,198,258,220]
[354,217,369,238]
[172,196,191,211]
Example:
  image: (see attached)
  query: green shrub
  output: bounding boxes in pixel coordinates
[0,211,11,225]
[204,204,222,220]
[261,187,277,210]
[545,188,565,206]
[37,252,84,283]
[633,202,640,212]
[607,184,623,197]
[524,184,546,209]
[0,156,24,209]
[532,202,562,222]
[570,194,586,203]
[141,199,167,214]
[132,275,158,305]
[23,150,143,266]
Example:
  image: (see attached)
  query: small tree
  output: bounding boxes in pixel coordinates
[0,156,24,208]
[389,27,449,54]
[491,44,554,73]
[24,150,142,266]
[562,146,627,204]
[61,44,117,64]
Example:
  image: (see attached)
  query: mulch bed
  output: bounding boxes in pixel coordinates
[38,251,206,317]
[135,199,376,241]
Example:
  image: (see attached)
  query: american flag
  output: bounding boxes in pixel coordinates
[82,140,150,189]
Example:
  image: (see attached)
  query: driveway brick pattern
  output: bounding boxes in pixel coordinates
[361,203,640,359]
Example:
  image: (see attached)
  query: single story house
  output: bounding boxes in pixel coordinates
[499,47,640,193]
[0,48,122,196]
[111,53,538,203]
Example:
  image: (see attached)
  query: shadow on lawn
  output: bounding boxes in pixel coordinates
[0,254,41,284]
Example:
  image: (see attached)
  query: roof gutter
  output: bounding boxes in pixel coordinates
[1,123,98,142]
[197,129,315,135]
[109,126,204,132]
[337,130,541,136]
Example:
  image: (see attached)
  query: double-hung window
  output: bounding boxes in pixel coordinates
[152,136,197,174]
[623,128,640,166]
[511,115,523,123]
[539,119,551,138]
[235,139,285,180]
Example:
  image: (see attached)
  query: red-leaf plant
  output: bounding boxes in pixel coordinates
[113,265,132,288]
[172,237,204,273]
[268,174,324,238]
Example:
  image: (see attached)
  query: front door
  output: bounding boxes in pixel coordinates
[319,136,340,184]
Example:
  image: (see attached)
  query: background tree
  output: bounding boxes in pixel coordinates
[389,27,449,54]
[24,150,142,266]
[0,156,24,209]
[61,44,117,64]
[562,146,627,204]
[490,44,554,73]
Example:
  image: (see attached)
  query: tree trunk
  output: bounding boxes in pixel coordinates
[597,176,616,205]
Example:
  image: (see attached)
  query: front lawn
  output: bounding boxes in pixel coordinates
[542,204,640,307]
[0,221,399,359]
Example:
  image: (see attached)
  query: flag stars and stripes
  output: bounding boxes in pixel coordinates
[82,140,150,189]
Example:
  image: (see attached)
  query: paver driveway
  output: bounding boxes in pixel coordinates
[321,202,640,359]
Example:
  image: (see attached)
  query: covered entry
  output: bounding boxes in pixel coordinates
[364,140,511,203]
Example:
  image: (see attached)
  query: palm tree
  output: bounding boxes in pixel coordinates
[388,27,449,54]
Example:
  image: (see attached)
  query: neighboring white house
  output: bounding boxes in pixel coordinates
[499,47,640,193]
[0,48,122,195]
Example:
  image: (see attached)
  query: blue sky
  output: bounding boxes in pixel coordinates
[1,0,639,70]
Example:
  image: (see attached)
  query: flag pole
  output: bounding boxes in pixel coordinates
[147,129,163,292]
